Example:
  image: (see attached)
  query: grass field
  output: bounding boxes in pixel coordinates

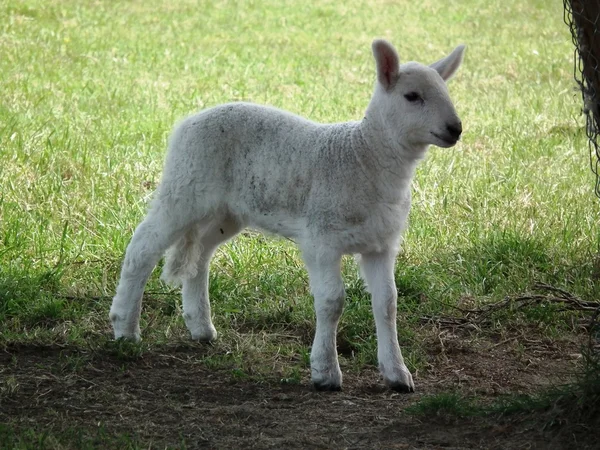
[1,0,599,448]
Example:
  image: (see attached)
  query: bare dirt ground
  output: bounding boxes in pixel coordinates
[0,331,596,450]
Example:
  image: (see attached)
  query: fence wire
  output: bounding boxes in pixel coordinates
[564,0,600,198]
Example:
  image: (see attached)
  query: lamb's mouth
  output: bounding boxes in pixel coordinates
[431,132,458,147]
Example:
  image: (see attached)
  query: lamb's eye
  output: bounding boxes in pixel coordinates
[404,92,421,102]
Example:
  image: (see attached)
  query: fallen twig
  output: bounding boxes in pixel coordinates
[420,283,600,329]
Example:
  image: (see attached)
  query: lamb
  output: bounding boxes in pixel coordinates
[109,39,465,392]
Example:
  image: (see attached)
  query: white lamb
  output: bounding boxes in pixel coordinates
[110,39,465,392]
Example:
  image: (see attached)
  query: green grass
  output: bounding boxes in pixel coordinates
[408,348,600,432]
[406,391,479,418]
[0,0,598,381]
[3,1,600,447]
[0,423,169,450]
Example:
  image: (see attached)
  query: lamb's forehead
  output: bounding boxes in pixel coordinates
[398,61,446,88]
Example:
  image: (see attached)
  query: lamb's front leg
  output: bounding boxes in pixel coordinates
[302,249,345,391]
[358,251,414,392]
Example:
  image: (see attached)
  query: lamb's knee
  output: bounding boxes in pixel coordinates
[312,275,345,304]
[313,283,345,320]
[121,240,162,276]
[372,284,398,319]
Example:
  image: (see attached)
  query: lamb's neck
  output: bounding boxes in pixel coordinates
[349,117,426,194]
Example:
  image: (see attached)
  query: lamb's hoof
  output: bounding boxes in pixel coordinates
[114,333,141,342]
[313,381,342,392]
[191,331,217,342]
[184,315,218,342]
[114,334,141,343]
[109,313,141,342]
[388,381,415,393]
[381,363,415,393]
[311,365,342,392]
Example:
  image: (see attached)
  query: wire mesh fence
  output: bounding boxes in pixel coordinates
[564,2,600,360]
[563,0,600,198]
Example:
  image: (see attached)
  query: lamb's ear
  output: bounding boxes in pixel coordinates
[372,39,400,90]
[430,44,466,82]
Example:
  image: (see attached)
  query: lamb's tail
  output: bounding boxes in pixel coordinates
[161,226,203,286]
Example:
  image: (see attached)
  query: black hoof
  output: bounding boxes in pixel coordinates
[191,336,216,343]
[389,382,415,393]
[313,382,342,392]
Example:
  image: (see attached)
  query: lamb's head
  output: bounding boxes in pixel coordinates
[365,40,465,152]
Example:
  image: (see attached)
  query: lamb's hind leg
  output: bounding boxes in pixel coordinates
[358,250,414,392]
[110,208,191,341]
[180,218,242,341]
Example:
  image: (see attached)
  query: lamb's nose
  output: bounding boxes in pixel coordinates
[446,122,462,140]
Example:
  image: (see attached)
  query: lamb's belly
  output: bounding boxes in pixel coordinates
[249,213,308,240]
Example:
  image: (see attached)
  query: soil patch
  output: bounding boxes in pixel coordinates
[0,334,594,449]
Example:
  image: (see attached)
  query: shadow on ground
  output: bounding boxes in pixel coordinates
[0,333,596,449]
